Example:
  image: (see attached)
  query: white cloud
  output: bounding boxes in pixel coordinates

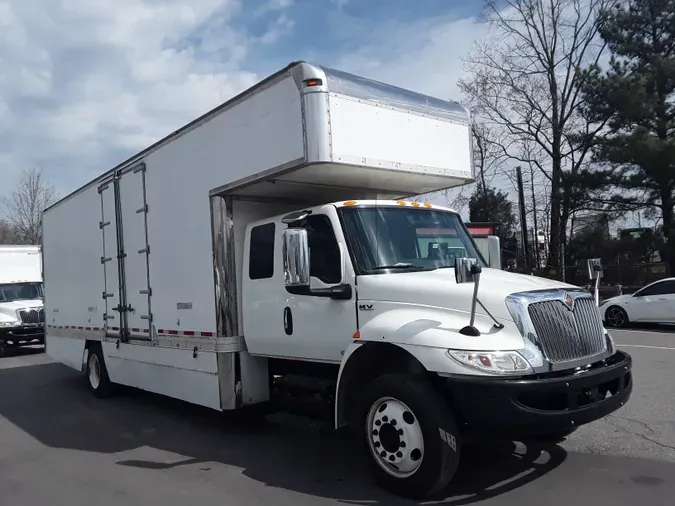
[0,0,483,215]
[0,0,268,199]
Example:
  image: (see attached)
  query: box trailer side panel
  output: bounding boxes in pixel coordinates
[144,74,304,338]
[44,72,305,407]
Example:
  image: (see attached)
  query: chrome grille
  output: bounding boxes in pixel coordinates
[528,297,606,364]
[18,308,44,324]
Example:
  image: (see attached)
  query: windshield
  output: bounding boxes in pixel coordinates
[0,282,44,303]
[338,206,486,274]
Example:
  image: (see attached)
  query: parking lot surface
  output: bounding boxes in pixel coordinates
[1,329,673,506]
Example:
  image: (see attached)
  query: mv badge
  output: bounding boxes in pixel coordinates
[563,292,575,311]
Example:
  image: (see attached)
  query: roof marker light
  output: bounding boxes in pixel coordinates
[303,78,323,87]
[343,200,357,206]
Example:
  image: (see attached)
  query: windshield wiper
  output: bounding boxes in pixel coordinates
[371,264,426,271]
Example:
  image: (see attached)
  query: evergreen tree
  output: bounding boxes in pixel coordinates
[468,185,517,240]
[579,0,675,274]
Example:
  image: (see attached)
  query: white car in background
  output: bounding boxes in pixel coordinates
[600,277,675,327]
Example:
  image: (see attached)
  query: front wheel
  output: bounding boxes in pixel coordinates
[358,374,460,499]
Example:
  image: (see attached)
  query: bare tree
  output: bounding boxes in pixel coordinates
[459,0,612,275]
[0,220,17,245]
[2,168,57,245]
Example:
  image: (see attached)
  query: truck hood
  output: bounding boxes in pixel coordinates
[0,300,43,321]
[357,268,576,322]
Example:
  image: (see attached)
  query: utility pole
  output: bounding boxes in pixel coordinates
[529,165,539,269]
[516,166,530,272]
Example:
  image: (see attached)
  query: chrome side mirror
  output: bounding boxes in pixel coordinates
[454,257,480,284]
[282,228,310,288]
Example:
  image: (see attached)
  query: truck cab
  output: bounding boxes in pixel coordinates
[0,245,45,353]
[241,199,632,497]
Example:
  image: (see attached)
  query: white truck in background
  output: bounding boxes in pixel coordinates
[42,61,633,499]
[0,245,45,353]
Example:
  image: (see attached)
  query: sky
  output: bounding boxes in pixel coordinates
[0,0,488,214]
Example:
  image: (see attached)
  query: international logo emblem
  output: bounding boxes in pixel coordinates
[563,292,574,310]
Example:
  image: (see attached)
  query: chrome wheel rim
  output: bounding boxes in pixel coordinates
[366,397,424,478]
[88,353,101,390]
[607,307,626,327]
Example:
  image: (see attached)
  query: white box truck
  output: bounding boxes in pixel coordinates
[42,62,632,499]
[0,245,45,353]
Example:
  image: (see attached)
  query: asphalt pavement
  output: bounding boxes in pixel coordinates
[1,330,673,506]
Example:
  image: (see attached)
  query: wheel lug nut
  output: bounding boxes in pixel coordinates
[380,451,386,457]
[383,416,388,422]
[375,420,381,426]
[391,419,397,426]
[389,455,395,462]
[400,441,406,448]
[398,429,404,435]
[396,451,403,458]
[375,442,381,448]
[372,430,378,436]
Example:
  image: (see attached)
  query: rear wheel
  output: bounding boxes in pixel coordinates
[358,374,460,499]
[605,306,629,328]
[86,344,115,398]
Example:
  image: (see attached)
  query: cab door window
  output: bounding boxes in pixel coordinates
[299,215,341,284]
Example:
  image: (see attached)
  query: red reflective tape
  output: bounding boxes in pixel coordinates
[183,331,195,336]
[131,328,140,332]
[112,326,119,331]
[85,327,92,331]
[158,329,165,334]
[143,329,149,333]
[200,331,214,337]
[93,327,100,331]
[168,330,179,335]
[77,326,84,330]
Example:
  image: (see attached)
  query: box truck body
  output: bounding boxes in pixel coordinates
[0,245,45,350]
[43,62,632,499]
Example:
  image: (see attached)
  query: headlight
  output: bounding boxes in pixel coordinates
[0,320,21,328]
[447,349,533,375]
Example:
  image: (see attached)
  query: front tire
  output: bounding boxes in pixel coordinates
[86,344,115,398]
[358,374,460,499]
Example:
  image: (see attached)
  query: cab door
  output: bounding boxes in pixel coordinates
[281,210,357,363]
[241,208,357,363]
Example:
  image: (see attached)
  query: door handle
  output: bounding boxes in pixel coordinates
[283,306,293,335]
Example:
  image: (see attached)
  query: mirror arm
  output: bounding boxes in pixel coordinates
[594,271,601,306]
[476,298,505,329]
[460,266,483,336]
